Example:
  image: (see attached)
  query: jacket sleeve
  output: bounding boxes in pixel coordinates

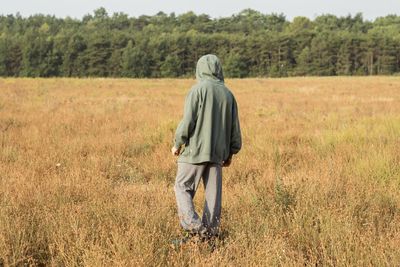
[230,97,242,154]
[174,88,199,148]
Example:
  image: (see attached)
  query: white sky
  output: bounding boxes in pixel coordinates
[1,0,399,21]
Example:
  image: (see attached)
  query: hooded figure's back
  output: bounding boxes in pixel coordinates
[174,54,242,164]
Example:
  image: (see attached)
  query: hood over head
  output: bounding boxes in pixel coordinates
[195,54,224,82]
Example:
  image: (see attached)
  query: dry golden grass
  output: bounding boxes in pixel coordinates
[0,77,399,266]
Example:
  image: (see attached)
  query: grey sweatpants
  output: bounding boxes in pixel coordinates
[174,162,222,235]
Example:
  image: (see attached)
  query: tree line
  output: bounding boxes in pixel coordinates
[0,8,399,78]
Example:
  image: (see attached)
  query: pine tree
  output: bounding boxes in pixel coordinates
[296,46,312,75]
[121,40,150,78]
[224,52,248,78]
[86,33,111,76]
[0,37,7,76]
[62,35,87,77]
[160,54,181,77]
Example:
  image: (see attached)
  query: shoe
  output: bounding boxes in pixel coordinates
[170,237,189,247]
[170,231,195,248]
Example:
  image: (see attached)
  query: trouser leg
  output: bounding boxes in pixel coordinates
[202,163,222,235]
[174,162,205,232]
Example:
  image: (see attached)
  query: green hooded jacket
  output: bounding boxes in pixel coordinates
[174,54,242,164]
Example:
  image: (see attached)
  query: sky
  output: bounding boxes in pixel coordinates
[1,0,400,21]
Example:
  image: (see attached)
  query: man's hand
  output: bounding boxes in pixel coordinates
[222,155,232,167]
[171,146,181,156]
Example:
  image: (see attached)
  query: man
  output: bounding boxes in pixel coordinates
[171,54,242,244]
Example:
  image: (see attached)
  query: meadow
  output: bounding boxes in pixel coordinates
[0,77,399,266]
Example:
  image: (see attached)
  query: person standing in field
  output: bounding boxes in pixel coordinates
[171,54,242,244]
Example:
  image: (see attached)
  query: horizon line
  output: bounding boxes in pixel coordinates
[1,7,398,22]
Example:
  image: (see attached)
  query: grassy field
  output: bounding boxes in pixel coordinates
[0,77,400,266]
